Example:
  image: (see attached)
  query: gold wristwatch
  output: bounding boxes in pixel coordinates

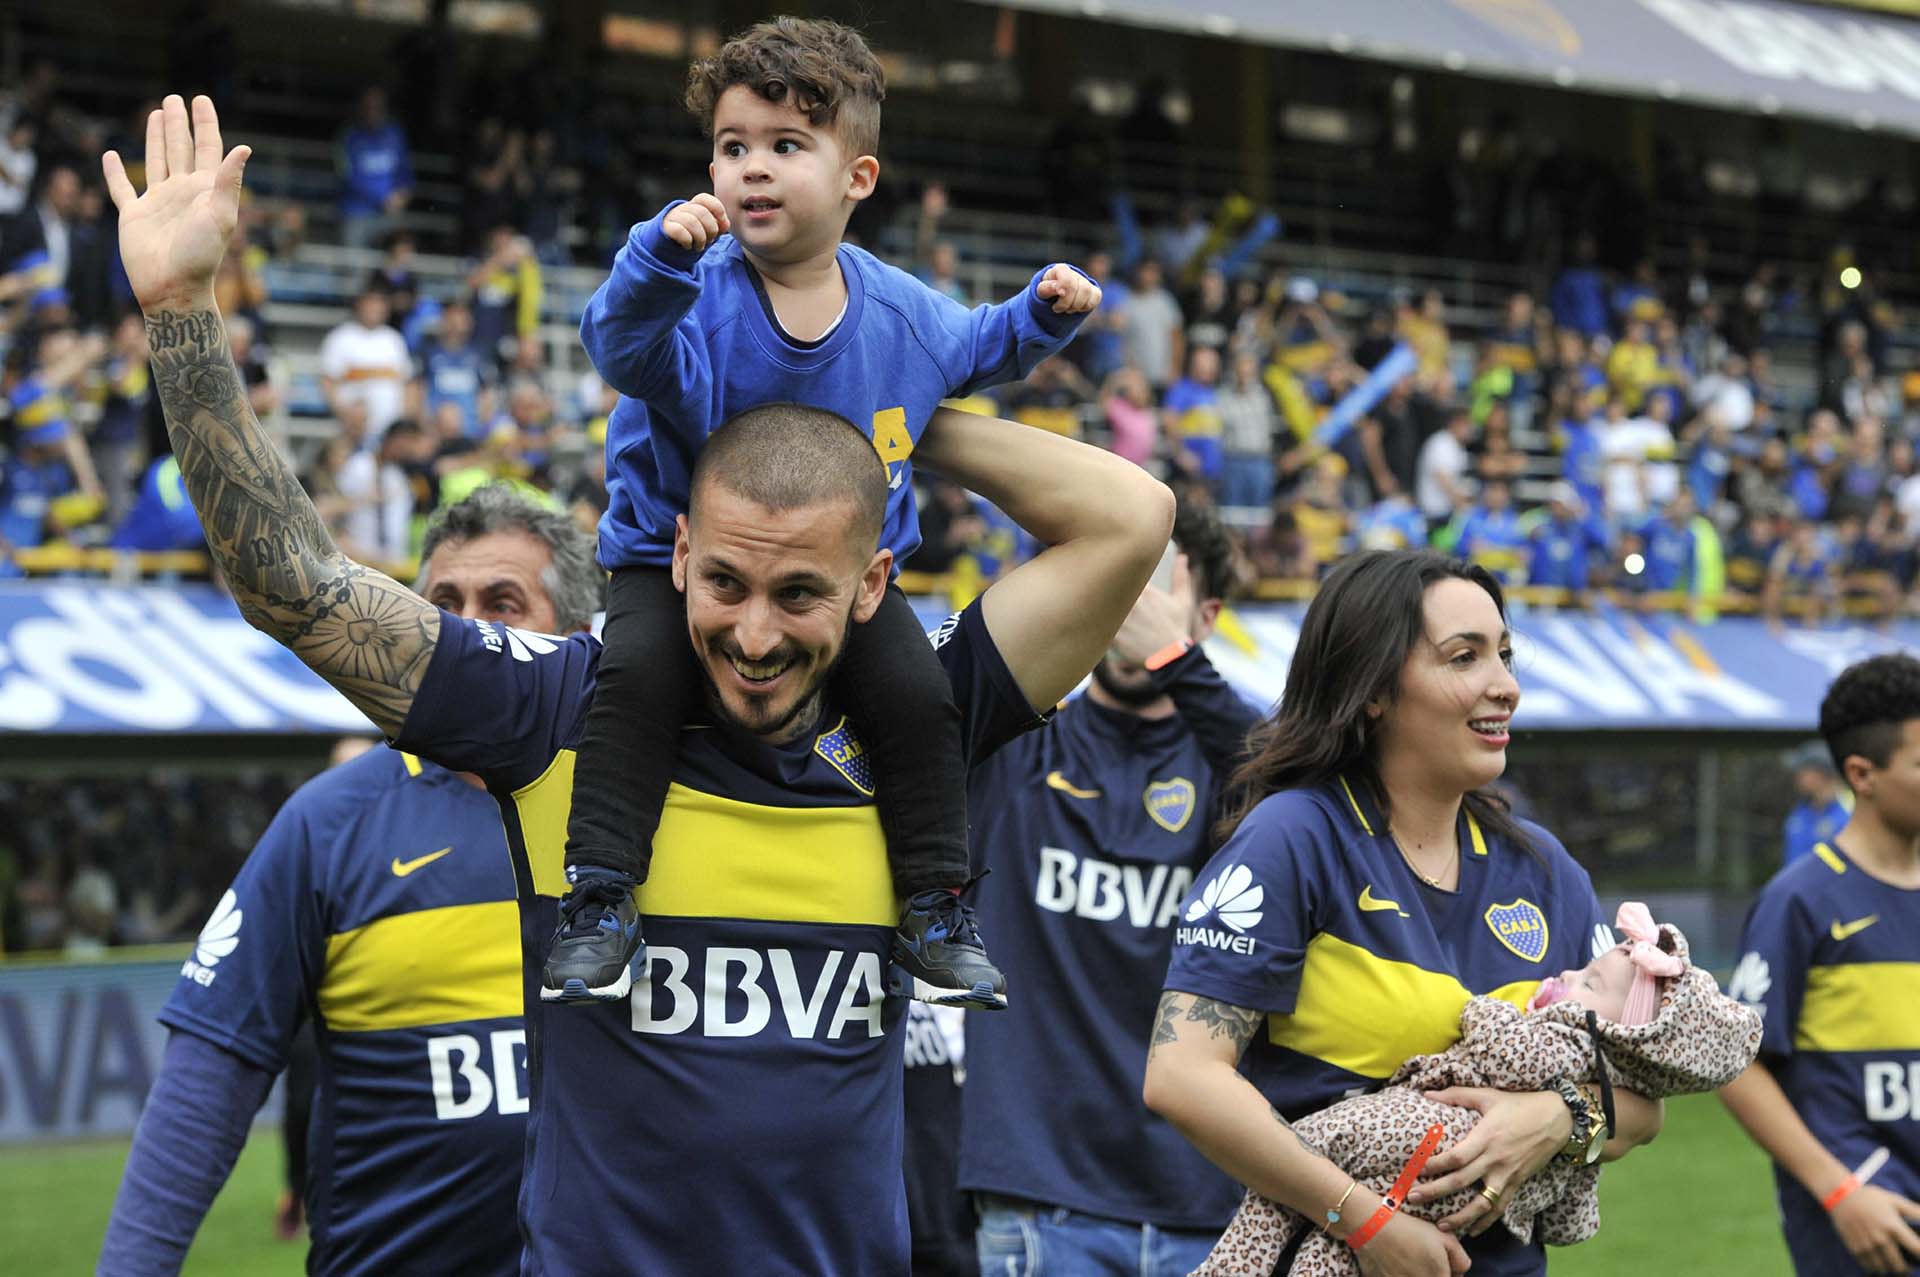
[1553,1079,1607,1165]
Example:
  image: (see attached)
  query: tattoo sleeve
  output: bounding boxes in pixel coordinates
[146,307,438,736]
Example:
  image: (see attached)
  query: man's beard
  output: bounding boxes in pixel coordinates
[1091,658,1161,707]
[701,606,857,740]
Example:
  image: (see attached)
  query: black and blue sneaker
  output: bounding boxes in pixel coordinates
[889,889,1007,1010]
[541,871,643,1003]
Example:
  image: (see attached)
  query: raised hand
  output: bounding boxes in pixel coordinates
[662,193,730,253]
[1037,263,1102,315]
[101,94,250,313]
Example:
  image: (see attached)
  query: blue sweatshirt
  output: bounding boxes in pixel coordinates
[583,204,1088,570]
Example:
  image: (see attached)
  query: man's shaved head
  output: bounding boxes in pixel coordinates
[689,402,889,559]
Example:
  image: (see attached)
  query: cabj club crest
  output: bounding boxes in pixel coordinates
[1485,897,1549,962]
[1144,778,1196,833]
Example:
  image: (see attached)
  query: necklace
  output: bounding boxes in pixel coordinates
[1390,828,1457,890]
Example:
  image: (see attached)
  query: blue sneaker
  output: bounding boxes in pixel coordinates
[889,889,1007,1010]
[541,876,643,1003]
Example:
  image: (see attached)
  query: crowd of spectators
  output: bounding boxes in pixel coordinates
[0,62,626,576]
[0,770,306,955]
[928,204,1920,629]
[4,55,1916,634]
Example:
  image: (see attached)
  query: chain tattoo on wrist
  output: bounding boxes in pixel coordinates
[146,307,437,735]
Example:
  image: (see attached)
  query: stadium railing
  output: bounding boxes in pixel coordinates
[0,545,1878,621]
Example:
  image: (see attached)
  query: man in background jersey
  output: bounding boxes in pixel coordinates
[1722,652,1920,1277]
[108,90,1172,1277]
[958,500,1256,1274]
[1781,738,1853,869]
[99,485,602,1276]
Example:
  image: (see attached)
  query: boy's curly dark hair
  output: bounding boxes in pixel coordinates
[685,17,886,160]
[1819,652,1920,774]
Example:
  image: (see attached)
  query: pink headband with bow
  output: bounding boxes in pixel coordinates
[1617,901,1687,1027]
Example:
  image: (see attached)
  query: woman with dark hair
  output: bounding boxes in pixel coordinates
[1143,550,1664,1277]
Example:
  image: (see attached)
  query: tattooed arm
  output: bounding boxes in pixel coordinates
[1145,992,1471,1274]
[106,96,438,737]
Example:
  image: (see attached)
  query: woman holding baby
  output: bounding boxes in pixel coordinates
[1144,550,1667,1277]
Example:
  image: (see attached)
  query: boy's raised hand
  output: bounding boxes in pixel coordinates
[1037,264,1102,315]
[663,194,731,253]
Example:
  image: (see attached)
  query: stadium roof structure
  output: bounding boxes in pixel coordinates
[999,0,1920,138]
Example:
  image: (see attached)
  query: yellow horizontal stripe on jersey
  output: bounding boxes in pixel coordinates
[1795,962,1920,1053]
[641,783,894,926]
[1269,932,1539,1079]
[319,901,522,1032]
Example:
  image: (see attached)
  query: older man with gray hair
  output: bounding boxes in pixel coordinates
[101,484,603,1277]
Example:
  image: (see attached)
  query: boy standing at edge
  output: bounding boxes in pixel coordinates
[1723,652,1920,1277]
[547,17,1101,1009]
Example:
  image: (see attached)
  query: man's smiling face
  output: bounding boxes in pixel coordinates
[672,482,889,741]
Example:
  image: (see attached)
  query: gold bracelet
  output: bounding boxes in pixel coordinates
[1324,1179,1359,1232]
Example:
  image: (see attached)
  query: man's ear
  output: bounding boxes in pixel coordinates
[852,546,893,623]
[845,154,879,205]
[671,514,692,594]
[1192,598,1224,643]
[1842,754,1874,798]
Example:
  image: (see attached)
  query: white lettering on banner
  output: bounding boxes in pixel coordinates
[1778,628,1909,682]
[0,587,368,732]
[1863,1061,1920,1122]
[0,642,59,730]
[1641,0,1920,100]
[1589,621,1785,720]
[13,591,201,728]
[1034,848,1192,929]
[631,945,884,1039]
[427,1030,527,1120]
[1523,619,1655,718]
[97,592,274,727]
[144,593,368,727]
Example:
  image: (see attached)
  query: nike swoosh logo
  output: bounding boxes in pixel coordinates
[392,847,453,877]
[1046,770,1102,800]
[1359,885,1408,917]
[1831,915,1880,942]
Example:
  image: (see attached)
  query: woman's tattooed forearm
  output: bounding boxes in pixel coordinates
[145,307,435,733]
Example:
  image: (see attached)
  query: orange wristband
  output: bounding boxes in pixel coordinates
[1348,1123,1447,1251]
[1143,638,1193,671]
[1823,1175,1861,1212]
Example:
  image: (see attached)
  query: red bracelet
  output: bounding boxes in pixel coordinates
[1348,1123,1447,1251]
[1823,1174,1862,1212]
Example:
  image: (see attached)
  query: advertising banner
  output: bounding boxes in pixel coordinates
[2,584,1914,734]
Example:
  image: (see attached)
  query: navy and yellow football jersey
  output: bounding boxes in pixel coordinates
[1731,842,1920,1277]
[394,603,1041,1277]
[1164,776,1605,1277]
[959,685,1250,1230]
[159,747,523,1277]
